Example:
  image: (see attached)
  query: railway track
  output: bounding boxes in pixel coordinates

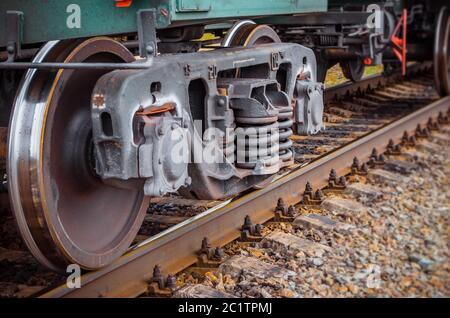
[0,63,448,298]
[12,63,442,298]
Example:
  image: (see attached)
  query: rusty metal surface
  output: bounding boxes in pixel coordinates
[39,96,450,298]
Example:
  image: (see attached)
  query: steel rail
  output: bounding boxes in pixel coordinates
[39,95,449,298]
[323,62,429,102]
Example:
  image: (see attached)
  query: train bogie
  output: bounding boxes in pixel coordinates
[0,0,449,271]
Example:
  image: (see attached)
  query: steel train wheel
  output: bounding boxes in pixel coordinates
[434,7,450,96]
[316,59,329,83]
[340,56,365,82]
[8,38,149,271]
[222,23,281,47]
[222,20,256,47]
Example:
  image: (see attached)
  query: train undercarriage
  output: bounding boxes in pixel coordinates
[0,0,449,271]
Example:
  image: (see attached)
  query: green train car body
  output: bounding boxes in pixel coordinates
[0,0,328,47]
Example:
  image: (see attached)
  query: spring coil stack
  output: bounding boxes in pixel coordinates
[218,78,293,174]
[235,120,280,172]
[276,105,294,167]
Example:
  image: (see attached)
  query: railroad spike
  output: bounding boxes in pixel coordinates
[367,157,375,168]
[275,198,286,214]
[301,183,326,205]
[314,189,324,202]
[197,237,226,268]
[325,168,347,193]
[255,224,263,236]
[305,181,313,194]
[339,176,347,187]
[200,237,211,254]
[166,275,177,289]
[153,264,163,280]
[351,157,368,175]
[329,169,337,180]
[328,169,338,187]
[360,163,369,174]
[240,215,263,242]
[387,139,395,149]
[274,200,296,223]
[301,181,315,204]
[427,118,439,131]
[401,131,409,145]
[242,215,253,232]
[287,205,297,218]
[213,247,225,260]
[386,139,401,156]
[437,112,448,124]
[151,264,168,290]
[368,147,385,168]
[427,118,435,131]
[148,265,173,297]
[415,124,428,138]
[351,157,360,175]
[370,148,378,160]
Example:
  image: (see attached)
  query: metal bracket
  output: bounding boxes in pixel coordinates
[137,9,158,58]
[6,11,24,62]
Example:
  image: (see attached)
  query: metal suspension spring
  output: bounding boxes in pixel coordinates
[235,118,280,173]
[222,127,236,163]
[276,106,294,166]
[319,35,337,46]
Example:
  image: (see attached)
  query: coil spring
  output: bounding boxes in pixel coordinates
[319,35,337,46]
[276,106,294,166]
[235,118,280,172]
[222,127,236,163]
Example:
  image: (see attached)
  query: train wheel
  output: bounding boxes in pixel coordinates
[8,38,149,271]
[434,7,450,96]
[340,57,365,82]
[222,22,281,47]
[222,20,256,47]
[316,59,329,83]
